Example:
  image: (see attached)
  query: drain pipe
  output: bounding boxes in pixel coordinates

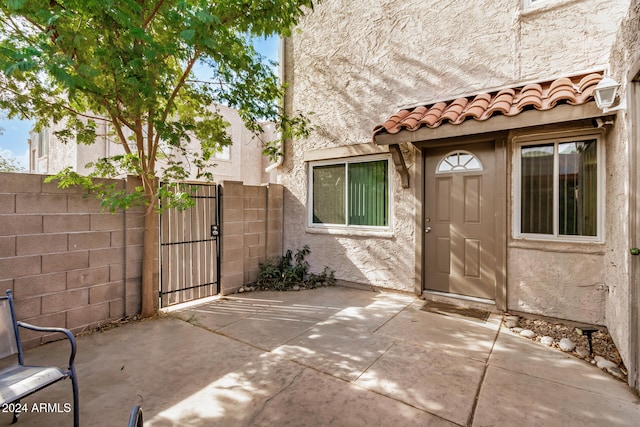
[264,138,283,173]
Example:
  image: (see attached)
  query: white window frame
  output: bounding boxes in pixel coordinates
[436,150,483,174]
[214,145,231,161]
[37,128,49,158]
[513,130,605,243]
[308,154,393,233]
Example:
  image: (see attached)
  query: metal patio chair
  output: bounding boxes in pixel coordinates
[128,405,143,427]
[0,290,79,426]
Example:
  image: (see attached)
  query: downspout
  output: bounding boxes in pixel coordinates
[264,137,283,172]
[264,36,287,173]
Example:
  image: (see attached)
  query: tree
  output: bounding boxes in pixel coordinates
[0,0,314,317]
[0,152,26,172]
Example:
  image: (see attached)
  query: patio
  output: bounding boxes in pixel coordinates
[2,286,639,426]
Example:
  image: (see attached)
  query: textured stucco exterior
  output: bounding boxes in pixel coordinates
[506,246,606,323]
[281,0,631,302]
[605,0,640,388]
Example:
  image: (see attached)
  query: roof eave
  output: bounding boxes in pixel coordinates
[373,102,606,145]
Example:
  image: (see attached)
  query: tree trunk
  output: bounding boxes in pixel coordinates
[140,207,158,317]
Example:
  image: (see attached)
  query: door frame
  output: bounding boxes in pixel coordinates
[413,133,507,310]
[627,65,640,390]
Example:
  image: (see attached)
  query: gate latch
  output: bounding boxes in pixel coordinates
[210,225,219,237]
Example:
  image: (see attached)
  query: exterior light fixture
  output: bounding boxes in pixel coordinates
[593,76,626,113]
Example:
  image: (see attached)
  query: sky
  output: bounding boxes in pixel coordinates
[0,35,279,169]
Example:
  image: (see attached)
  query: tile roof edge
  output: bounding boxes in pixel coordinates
[372,70,605,141]
[396,68,606,111]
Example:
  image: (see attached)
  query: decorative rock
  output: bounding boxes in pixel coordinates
[292,285,300,291]
[504,315,519,328]
[594,355,606,363]
[238,287,245,293]
[559,338,576,352]
[575,348,590,358]
[597,359,618,370]
[520,329,535,338]
[596,359,625,379]
[606,365,625,379]
[511,327,524,334]
[540,336,554,346]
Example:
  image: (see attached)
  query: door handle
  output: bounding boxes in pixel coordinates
[425,227,432,233]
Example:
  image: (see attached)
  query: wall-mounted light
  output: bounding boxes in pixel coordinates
[593,76,626,113]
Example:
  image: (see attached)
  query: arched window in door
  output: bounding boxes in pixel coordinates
[436,150,482,173]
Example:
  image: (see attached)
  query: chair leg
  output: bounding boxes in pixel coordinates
[11,400,20,424]
[70,368,79,427]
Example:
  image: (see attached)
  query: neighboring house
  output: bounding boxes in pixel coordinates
[278,0,640,390]
[27,104,278,186]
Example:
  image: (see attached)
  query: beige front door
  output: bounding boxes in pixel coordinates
[424,141,496,300]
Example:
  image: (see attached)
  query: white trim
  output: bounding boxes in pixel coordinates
[513,130,605,243]
[436,150,483,174]
[308,154,393,233]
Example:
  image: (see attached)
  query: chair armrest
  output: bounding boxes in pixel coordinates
[16,321,77,370]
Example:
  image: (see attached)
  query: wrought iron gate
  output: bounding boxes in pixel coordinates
[159,184,220,307]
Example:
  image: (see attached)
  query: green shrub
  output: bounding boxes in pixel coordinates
[256,245,336,291]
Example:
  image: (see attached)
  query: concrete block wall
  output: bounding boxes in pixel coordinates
[0,172,144,347]
[220,181,283,294]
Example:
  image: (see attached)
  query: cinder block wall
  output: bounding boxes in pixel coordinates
[0,172,144,347]
[220,181,283,294]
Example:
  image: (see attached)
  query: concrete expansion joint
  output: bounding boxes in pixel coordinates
[467,321,502,427]
[246,367,306,426]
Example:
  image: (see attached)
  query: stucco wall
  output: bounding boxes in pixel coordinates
[605,0,640,385]
[196,105,277,185]
[281,0,630,294]
[507,246,606,323]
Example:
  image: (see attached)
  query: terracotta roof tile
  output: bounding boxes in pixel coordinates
[373,72,603,139]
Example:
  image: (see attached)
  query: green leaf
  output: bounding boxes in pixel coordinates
[7,0,26,10]
[0,0,315,215]
[180,29,196,41]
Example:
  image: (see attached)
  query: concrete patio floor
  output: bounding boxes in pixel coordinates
[2,286,639,426]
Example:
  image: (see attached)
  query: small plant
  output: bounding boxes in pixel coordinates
[256,245,336,291]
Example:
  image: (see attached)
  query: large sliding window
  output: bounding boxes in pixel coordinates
[515,134,602,241]
[310,156,390,229]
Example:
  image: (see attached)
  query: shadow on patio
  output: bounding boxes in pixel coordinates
[1,287,638,426]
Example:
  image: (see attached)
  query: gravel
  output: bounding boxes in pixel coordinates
[507,313,627,381]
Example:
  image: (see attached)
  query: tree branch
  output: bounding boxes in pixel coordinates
[147,107,156,172]
[143,0,165,29]
[101,110,130,156]
[154,50,200,148]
